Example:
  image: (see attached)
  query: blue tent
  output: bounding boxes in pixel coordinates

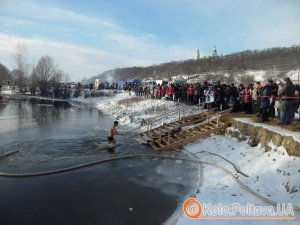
[117,81,126,90]
[126,79,141,84]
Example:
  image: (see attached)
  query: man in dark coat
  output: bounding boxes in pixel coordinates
[278,77,295,125]
[193,83,201,105]
[259,82,272,122]
[268,80,278,118]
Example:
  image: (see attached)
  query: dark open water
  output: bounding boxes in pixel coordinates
[0,97,199,225]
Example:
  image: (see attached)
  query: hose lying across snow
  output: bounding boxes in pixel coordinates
[192,150,249,177]
[0,151,299,211]
[0,150,19,160]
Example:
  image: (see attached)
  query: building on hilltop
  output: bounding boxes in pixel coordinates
[211,45,218,57]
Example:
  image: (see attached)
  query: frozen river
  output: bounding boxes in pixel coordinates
[0,97,200,225]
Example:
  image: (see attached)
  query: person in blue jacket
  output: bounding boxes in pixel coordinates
[259,82,272,122]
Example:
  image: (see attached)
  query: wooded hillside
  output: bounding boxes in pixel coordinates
[87,45,300,83]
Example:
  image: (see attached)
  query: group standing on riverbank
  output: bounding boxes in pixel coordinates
[131,78,300,125]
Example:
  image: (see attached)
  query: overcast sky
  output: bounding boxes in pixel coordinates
[0,0,299,81]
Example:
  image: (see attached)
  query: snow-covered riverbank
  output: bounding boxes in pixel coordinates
[82,91,202,129]
[4,91,297,224]
[84,91,300,225]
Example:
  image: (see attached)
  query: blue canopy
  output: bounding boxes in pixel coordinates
[126,79,141,84]
[117,80,126,90]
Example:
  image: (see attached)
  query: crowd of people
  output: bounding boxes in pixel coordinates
[131,77,300,125]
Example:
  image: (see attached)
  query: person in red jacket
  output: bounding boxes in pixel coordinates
[187,84,195,105]
[165,86,170,99]
[239,86,252,114]
[168,85,174,101]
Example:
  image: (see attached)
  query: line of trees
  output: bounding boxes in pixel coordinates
[0,44,70,97]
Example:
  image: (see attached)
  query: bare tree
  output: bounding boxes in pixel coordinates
[50,69,64,98]
[52,69,63,84]
[36,56,56,81]
[0,63,10,90]
[13,43,29,92]
[35,55,57,96]
[65,73,71,84]
[29,66,39,96]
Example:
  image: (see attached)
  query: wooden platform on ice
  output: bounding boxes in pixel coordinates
[136,109,231,151]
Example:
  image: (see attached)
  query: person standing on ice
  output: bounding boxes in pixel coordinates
[108,121,119,144]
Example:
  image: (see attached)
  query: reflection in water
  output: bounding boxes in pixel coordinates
[0,98,146,170]
[31,102,69,125]
[0,99,72,132]
[0,98,200,225]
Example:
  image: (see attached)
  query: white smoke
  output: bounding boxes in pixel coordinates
[103,70,117,83]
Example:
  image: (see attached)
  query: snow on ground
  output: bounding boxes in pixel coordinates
[190,134,300,205]
[0,90,14,95]
[3,91,297,223]
[168,134,300,225]
[72,90,131,105]
[242,69,300,83]
[229,69,299,83]
[92,91,201,130]
[287,70,299,82]
[245,70,267,82]
[79,92,300,224]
